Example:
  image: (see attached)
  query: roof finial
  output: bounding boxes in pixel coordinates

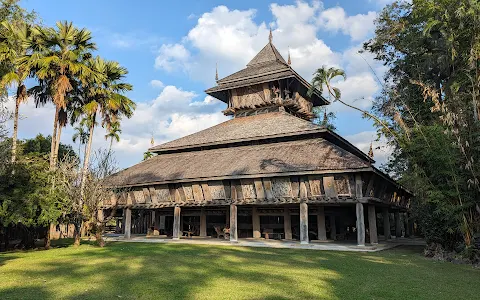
[287,47,291,65]
[368,142,374,159]
[269,27,273,43]
[215,62,219,82]
[150,135,155,147]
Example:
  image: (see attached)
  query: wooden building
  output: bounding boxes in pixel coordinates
[104,35,412,246]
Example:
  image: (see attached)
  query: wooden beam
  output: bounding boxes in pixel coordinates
[192,183,204,202]
[383,208,391,239]
[254,179,265,199]
[149,187,158,203]
[201,183,212,201]
[263,179,274,199]
[355,174,363,198]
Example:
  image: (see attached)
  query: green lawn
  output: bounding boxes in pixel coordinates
[0,241,479,300]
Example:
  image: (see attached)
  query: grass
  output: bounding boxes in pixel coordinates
[0,241,479,300]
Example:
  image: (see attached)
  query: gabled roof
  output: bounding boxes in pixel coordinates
[246,42,288,67]
[107,139,372,187]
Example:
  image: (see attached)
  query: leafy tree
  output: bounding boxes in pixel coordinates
[363,0,480,254]
[0,1,36,163]
[105,120,121,152]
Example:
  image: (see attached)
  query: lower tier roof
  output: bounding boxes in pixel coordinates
[107,138,371,188]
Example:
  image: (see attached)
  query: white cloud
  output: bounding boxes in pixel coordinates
[154,43,191,72]
[318,7,377,41]
[345,130,393,166]
[149,80,165,89]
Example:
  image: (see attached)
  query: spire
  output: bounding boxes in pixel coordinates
[287,47,291,65]
[215,63,218,82]
[368,142,374,159]
[269,27,273,43]
[150,135,155,147]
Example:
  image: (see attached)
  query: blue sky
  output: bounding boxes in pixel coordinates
[12,0,393,168]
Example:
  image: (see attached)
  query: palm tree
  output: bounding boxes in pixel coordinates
[104,120,121,152]
[20,21,100,169]
[0,22,32,163]
[74,56,134,246]
[72,119,89,160]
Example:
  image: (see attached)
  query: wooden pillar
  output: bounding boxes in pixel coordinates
[395,211,401,237]
[368,205,378,244]
[252,207,261,239]
[356,203,365,246]
[151,210,156,228]
[115,218,120,234]
[180,215,184,232]
[173,206,181,240]
[383,208,391,240]
[317,206,327,241]
[300,202,309,244]
[225,207,230,226]
[124,208,131,239]
[330,215,336,240]
[230,204,238,242]
[284,208,292,240]
[406,213,413,237]
[200,207,207,237]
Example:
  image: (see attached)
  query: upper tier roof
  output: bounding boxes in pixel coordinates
[205,40,327,106]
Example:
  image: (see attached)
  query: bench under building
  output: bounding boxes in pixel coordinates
[105,36,412,246]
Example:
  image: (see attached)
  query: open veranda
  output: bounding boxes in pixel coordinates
[0,241,479,300]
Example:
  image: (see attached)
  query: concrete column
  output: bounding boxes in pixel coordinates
[200,207,207,237]
[252,207,261,238]
[330,215,336,240]
[317,206,327,241]
[368,205,378,244]
[383,208,391,240]
[300,202,309,244]
[124,208,131,239]
[173,206,181,240]
[356,203,365,246]
[230,204,238,242]
[284,208,292,240]
[395,211,401,238]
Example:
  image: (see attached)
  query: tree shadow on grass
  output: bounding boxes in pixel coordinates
[1,243,480,300]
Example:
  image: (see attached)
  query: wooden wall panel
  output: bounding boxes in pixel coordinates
[182,183,194,201]
[334,175,350,195]
[192,183,204,201]
[323,176,338,198]
[209,181,226,199]
[254,179,265,199]
[263,178,274,199]
[143,188,152,203]
[271,177,292,198]
[133,190,145,204]
[241,179,256,199]
[291,176,300,198]
[308,176,322,196]
[201,183,212,201]
[155,185,170,202]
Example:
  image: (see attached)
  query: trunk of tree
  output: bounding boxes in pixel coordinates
[44,227,51,250]
[11,98,20,164]
[73,221,82,247]
[109,138,113,152]
[11,83,26,164]
[49,106,60,170]
[54,124,63,162]
[80,117,95,213]
[95,223,105,247]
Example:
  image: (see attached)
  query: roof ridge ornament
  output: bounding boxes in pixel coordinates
[269,27,273,44]
[368,142,374,159]
[215,62,219,82]
[287,47,291,65]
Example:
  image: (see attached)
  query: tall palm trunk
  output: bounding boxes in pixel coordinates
[109,137,113,152]
[11,83,26,164]
[54,124,63,162]
[76,115,96,246]
[49,106,60,170]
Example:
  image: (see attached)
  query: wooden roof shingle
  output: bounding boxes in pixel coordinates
[107,139,371,187]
